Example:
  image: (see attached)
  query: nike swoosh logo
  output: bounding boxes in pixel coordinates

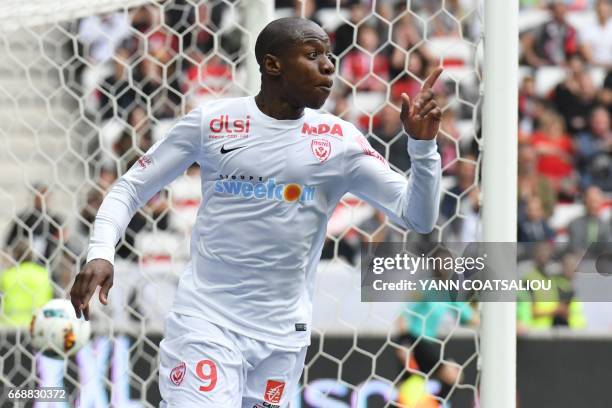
[220,145,246,154]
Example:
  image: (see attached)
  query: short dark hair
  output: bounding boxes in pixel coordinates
[254,17,322,67]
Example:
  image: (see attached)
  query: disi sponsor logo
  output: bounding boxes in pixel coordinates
[214,178,315,202]
[209,114,251,138]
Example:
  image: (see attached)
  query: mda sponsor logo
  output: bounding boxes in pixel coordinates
[301,122,343,138]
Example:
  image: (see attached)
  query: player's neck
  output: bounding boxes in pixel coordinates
[255,89,304,121]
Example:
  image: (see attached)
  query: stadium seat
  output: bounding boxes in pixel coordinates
[535,66,566,97]
[426,37,473,67]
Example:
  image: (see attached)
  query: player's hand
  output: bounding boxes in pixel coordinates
[400,67,444,140]
[69,259,114,320]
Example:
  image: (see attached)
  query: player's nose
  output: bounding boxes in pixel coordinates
[321,54,335,75]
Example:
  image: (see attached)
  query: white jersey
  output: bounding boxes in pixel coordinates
[87,96,441,347]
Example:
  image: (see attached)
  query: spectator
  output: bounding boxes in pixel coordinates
[340,25,389,92]
[92,157,150,330]
[551,253,587,328]
[113,131,134,164]
[390,49,432,101]
[412,0,444,16]
[520,0,545,8]
[518,196,556,242]
[567,186,612,252]
[598,70,612,113]
[371,103,410,172]
[178,2,231,59]
[134,56,183,120]
[75,187,104,258]
[529,111,576,196]
[437,109,462,173]
[359,209,405,243]
[130,4,159,34]
[129,106,154,153]
[438,155,481,241]
[519,75,547,135]
[396,247,478,400]
[111,106,154,169]
[320,237,357,265]
[4,184,64,263]
[184,55,233,104]
[388,15,436,100]
[551,55,598,134]
[518,242,564,329]
[579,0,612,68]
[294,0,322,27]
[333,4,369,57]
[134,202,183,331]
[456,186,481,242]
[97,167,118,191]
[518,143,557,219]
[321,204,358,265]
[440,155,477,221]
[575,107,612,191]
[0,241,53,327]
[518,143,557,218]
[168,163,202,235]
[78,13,131,64]
[428,0,464,37]
[98,47,136,121]
[521,0,579,67]
[146,20,179,62]
[329,93,351,120]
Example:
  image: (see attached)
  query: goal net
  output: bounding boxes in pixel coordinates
[0,0,484,406]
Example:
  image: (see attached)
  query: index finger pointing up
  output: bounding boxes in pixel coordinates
[422,66,444,91]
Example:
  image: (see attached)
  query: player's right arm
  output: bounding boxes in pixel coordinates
[70,107,204,319]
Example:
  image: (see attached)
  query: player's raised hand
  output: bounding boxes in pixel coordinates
[400,67,444,140]
[69,259,114,320]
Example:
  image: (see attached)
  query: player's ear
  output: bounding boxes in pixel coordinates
[262,54,281,77]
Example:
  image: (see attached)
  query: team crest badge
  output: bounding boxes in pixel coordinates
[264,380,285,404]
[137,155,152,169]
[311,139,331,163]
[170,362,186,386]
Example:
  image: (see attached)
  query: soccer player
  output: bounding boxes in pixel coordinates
[70,17,442,407]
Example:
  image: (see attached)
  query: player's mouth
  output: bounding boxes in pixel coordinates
[317,80,333,93]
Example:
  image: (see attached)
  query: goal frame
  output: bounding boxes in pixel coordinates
[481,0,519,407]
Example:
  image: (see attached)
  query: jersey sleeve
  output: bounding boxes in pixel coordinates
[344,129,441,234]
[86,107,203,265]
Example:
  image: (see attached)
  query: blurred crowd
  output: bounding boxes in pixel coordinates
[0,0,610,332]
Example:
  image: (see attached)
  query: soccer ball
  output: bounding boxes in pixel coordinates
[30,299,91,358]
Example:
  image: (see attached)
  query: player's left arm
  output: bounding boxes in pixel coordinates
[345,68,443,234]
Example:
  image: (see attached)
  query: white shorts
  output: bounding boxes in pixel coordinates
[159,312,307,408]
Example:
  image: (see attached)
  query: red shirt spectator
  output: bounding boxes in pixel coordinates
[185,56,232,96]
[340,26,389,92]
[530,112,574,182]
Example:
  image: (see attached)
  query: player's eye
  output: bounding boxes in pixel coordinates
[307,52,318,59]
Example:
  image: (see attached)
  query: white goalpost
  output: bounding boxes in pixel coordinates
[481,0,518,407]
